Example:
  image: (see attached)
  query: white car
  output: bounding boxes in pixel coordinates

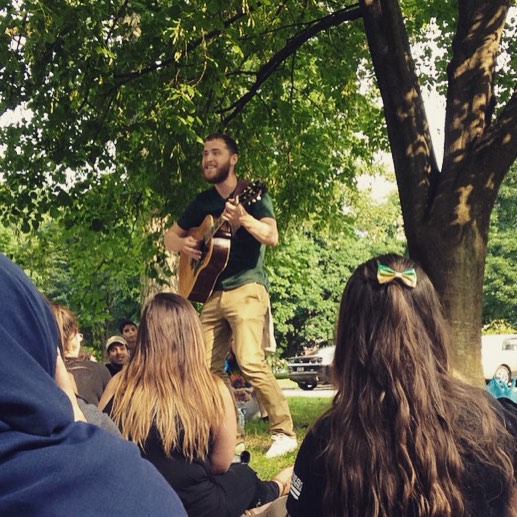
[482,334,517,384]
[287,346,335,390]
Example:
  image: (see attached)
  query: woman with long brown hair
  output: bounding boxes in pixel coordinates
[287,254,517,516]
[99,292,291,517]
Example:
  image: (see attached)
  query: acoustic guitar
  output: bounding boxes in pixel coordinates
[178,180,266,303]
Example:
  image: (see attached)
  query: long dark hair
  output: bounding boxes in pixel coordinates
[321,254,515,516]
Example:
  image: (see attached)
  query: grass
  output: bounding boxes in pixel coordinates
[243,396,331,479]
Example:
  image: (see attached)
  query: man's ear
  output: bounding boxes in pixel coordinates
[231,154,238,166]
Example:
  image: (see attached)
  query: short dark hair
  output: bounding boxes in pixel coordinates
[119,319,137,334]
[204,133,238,155]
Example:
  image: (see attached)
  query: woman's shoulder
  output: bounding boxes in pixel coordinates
[294,416,331,469]
[308,414,331,441]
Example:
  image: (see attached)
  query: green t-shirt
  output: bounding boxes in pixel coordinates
[177,183,275,291]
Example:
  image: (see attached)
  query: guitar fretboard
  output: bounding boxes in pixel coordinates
[201,181,264,243]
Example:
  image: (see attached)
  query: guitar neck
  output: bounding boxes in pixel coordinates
[202,180,264,241]
[207,213,227,240]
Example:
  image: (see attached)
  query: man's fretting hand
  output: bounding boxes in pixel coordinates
[222,198,248,232]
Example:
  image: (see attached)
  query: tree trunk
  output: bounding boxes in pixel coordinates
[411,221,486,384]
[360,0,516,384]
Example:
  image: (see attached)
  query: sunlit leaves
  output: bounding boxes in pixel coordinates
[268,188,405,356]
[484,165,517,326]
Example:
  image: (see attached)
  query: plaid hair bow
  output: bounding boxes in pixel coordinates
[377,263,417,288]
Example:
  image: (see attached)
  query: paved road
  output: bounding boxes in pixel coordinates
[282,385,336,398]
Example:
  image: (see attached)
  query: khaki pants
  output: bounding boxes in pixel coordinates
[201,283,294,437]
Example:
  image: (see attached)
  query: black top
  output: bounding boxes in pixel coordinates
[103,398,277,517]
[287,399,517,517]
[65,357,111,405]
[177,184,275,291]
[105,362,123,377]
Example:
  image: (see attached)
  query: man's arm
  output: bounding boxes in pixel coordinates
[164,223,202,259]
[222,202,279,247]
[240,215,278,247]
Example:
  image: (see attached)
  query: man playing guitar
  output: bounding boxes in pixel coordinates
[164,133,297,458]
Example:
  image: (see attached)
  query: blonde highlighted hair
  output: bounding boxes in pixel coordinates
[110,292,225,461]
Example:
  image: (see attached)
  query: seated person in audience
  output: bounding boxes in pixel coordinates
[225,350,266,422]
[99,292,292,517]
[119,319,138,355]
[287,254,517,517]
[105,335,130,376]
[0,253,186,516]
[50,302,111,405]
[49,302,121,436]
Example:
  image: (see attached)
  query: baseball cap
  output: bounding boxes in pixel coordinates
[105,335,128,352]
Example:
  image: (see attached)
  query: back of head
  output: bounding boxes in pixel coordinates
[49,302,79,357]
[322,253,515,516]
[112,292,225,460]
[333,253,449,396]
[136,292,207,371]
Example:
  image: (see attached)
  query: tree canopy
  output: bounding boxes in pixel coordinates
[1,1,516,378]
[1,0,386,234]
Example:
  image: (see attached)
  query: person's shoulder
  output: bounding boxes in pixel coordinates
[93,360,112,382]
[80,359,111,377]
[98,372,122,411]
[252,186,275,211]
[304,416,330,448]
[85,359,106,370]
[287,417,328,517]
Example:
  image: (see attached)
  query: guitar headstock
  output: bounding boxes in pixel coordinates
[238,180,267,207]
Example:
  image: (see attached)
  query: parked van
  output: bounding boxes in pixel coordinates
[482,334,517,384]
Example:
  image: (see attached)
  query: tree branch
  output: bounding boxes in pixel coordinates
[442,0,511,177]
[475,86,517,189]
[219,4,362,126]
[359,0,440,232]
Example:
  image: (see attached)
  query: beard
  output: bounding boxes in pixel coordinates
[203,160,231,184]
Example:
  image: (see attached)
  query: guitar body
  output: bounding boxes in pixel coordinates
[178,216,231,303]
[177,180,266,303]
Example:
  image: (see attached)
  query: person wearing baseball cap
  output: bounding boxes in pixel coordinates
[105,335,129,377]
